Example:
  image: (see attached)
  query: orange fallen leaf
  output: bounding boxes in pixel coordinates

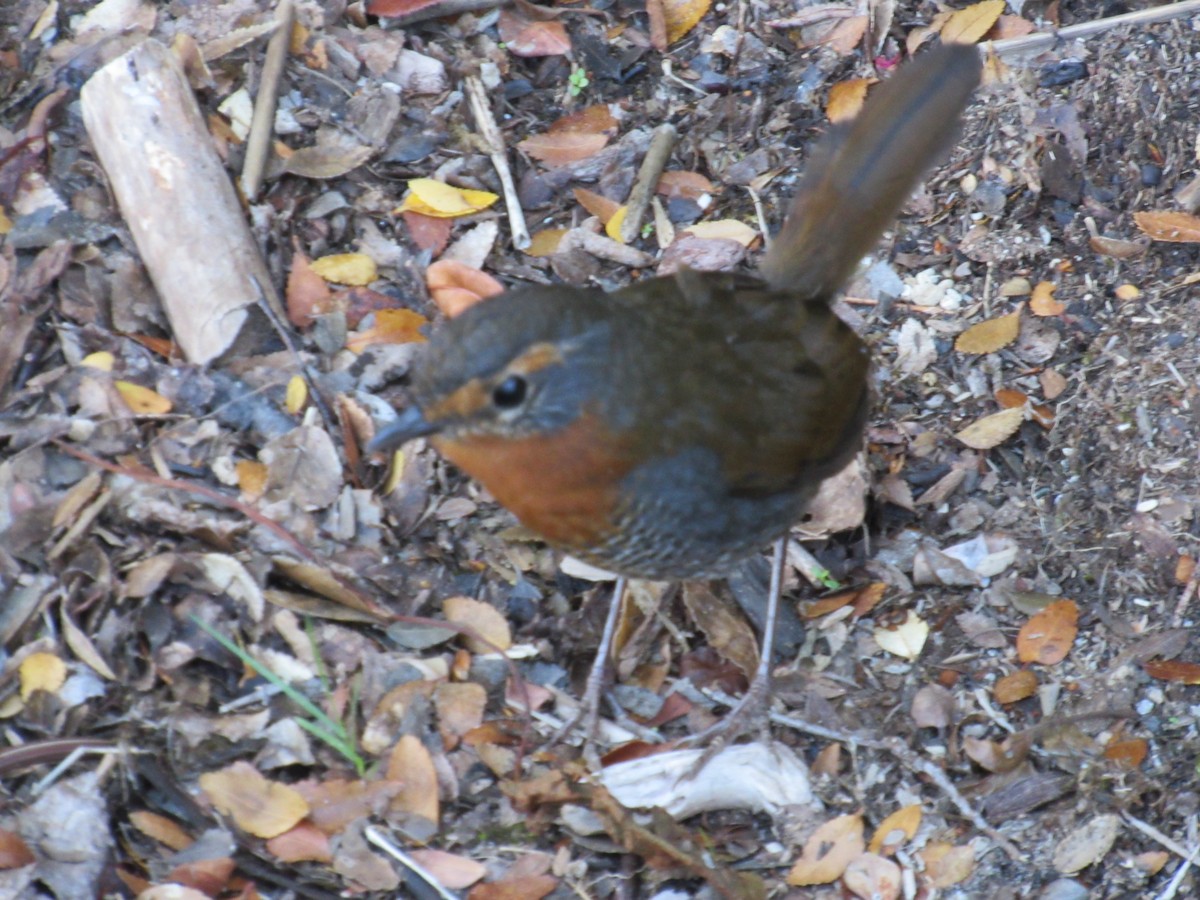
[826,78,873,123]
[1029,281,1065,316]
[993,668,1038,704]
[346,308,429,351]
[518,131,609,167]
[199,762,309,839]
[1144,658,1200,684]
[1134,210,1200,243]
[1016,599,1078,665]
[574,187,621,223]
[1103,737,1148,769]
[426,259,505,317]
[497,7,571,57]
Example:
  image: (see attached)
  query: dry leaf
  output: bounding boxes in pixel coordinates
[285,375,307,416]
[661,0,711,44]
[605,206,629,242]
[443,595,512,653]
[346,308,429,352]
[843,852,901,900]
[826,78,873,123]
[873,610,928,660]
[310,253,378,286]
[910,683,955,730]
[518,131,609,167]
[683,219,757,246]
[398,178,499,218]
[434,681,488,747]
[1103,737,1148,769]
[1144,658,1200,684]
[426,259,505,317]
[786,813,866,885]
[993,669,1038,703]
[954,406,1024,450]
[115,381,172,415]
[1133,210,1200,243]
[286,252,334,327]
[497,7,571,57]
[1053,814,1119,874]
[657,170,715,200]
[19,652,67,700]
[941,0,1004,44]
[573,187,621,223]
[129,810,194,851]
[920,842,975,887]
[526,228,569,257]
[1016,599,1079,665]
[266,822,333,863]
[868,805,921,855]
[387,734,440,823]
[407,849,487,890]
[1040,369,1067,399]
[199,762,309,838]
[955,306,1021,353]
[551,105,619,135]
[1029,280,1064,316]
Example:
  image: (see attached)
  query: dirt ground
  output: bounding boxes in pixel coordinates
[3,0,1200,898]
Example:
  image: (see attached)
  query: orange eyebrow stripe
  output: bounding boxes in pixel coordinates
[425,380,490,421]
[509,341,564,376]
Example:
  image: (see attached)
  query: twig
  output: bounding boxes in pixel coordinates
[464,73,530,250]
[986,1,1200,58]
[619,123,676,244]
[1122,812,1200,900]
[364,825,459,900]
[242,0,293,199]
[736,698,1026,862]
[1172,559,1199,628]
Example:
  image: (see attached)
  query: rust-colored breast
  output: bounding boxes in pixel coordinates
[433,411,636,554]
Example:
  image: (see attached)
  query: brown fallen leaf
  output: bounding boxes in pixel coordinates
[941,0,1004,44]
[1016,599,1078,666]
[955,306,1021,353]
[1133,210,1200,243]
[954,406,1024,450]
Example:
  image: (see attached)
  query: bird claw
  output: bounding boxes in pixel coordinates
[676,678,775,780]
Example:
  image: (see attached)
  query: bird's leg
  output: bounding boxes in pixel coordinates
[682,536,786,775]
[552,576,627,764]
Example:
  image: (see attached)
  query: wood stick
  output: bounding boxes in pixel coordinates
[465,73,531,250]
[619,123,676,244]
[80,39,284,365]
[242,0,293,199]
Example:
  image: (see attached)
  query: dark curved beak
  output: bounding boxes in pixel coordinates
[367,405,439,453]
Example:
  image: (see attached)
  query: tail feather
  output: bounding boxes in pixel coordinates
[759,44,981,297]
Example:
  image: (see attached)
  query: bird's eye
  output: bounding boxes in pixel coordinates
[492,375,528,409]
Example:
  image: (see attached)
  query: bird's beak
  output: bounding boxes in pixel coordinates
[367,405,439,453]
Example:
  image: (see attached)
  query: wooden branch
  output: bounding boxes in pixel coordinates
[80,39,284,365]
[987,1,1200,58]
[242,0,293,199]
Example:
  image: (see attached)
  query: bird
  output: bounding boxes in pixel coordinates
[370,43,981,760]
